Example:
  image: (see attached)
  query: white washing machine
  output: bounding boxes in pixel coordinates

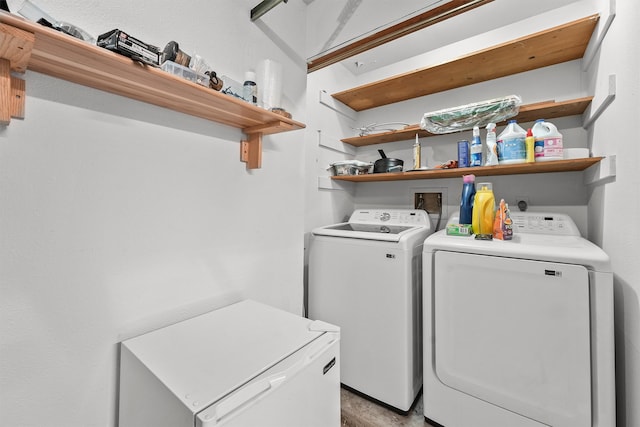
[423,212,615,427]
[308,209,434,413]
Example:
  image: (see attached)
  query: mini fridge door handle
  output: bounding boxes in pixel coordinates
[197,373,288,426]
[215,376,277,421]
[196,333,337,426]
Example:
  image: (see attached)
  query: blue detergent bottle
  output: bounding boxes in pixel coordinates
[459,174,476,225]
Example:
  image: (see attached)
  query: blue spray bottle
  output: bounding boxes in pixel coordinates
[470,126,482,166]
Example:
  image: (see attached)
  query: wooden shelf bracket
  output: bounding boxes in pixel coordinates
[582,0,615,71]
[583,74,615,129]
[240,132,263,170]
[0,23,33,125]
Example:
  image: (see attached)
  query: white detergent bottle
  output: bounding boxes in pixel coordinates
[497,120,526,165]
[531,119,563,161]
[484,123,498,166]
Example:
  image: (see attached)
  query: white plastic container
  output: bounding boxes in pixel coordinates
[532,119,563,162]
[161,61,209,87]
[497,120,526,165]
[18,0,58,26]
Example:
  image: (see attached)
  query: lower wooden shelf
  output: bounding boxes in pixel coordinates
[330,157,602,182]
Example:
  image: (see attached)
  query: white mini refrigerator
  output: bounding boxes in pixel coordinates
[118,299,340,427]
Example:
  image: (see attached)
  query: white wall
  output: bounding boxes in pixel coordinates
[303,64,359,231]
[0,1,308,426]
[586,1,640,425]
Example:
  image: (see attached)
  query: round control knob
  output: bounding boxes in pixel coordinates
[517,200,528,211]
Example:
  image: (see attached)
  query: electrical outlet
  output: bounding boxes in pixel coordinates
[415,192,442,214]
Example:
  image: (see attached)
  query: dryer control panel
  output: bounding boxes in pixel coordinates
[510,213,580,236]
[349,209,431,227]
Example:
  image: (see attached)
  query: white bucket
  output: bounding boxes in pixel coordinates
[532,120,563,162]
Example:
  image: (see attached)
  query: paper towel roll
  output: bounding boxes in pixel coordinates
[257,59,283,110]
[563,148,590,159]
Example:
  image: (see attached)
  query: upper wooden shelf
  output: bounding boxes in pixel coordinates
[341,97,593,147]
[0,12,305,168]
[332,15,599,112]
[331,157,603,182]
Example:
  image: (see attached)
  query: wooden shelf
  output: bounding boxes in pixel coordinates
[331,157,602,182]
[343,124,431,147]
[341,97,593,147]
[329,15,603,185]
[0,12,305,169]
[332,15,599,112]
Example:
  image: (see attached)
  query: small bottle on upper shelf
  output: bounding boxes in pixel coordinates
[413,134,422,170]
[243,71,257,105]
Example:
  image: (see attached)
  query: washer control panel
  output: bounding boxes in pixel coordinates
[349,209,431,227]
[510,213,580,236]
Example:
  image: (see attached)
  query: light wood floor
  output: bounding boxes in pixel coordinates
[340,388,438,427]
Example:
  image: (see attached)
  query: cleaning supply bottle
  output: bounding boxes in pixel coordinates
[484,123,498,166]
[472,182,495,238]
[493,198,513,240]
[457,140,470,168]
[243,71,257,105]
[459,174,476,225]
[413,134,421,170]
[525,128,535,163]
[497,120,526,164]
[531,119,563,161]
[470,126,482,167]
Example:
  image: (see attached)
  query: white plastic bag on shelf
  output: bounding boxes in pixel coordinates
[420,95,522,134]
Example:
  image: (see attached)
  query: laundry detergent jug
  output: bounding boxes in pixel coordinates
[497,120,526,165]
[532,119,563,161]
[472,182,495,239]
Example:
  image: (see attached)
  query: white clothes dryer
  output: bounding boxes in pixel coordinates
[308,209,434,413]
[423,212,615,427]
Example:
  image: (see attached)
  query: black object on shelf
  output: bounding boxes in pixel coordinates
[96,29,160,66]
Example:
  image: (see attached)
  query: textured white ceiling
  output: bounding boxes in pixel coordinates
[306,0,443,59]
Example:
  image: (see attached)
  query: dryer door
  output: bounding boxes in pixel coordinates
[433,251,591,427]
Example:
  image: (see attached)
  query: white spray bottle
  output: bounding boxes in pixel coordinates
[485,122,498,166]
